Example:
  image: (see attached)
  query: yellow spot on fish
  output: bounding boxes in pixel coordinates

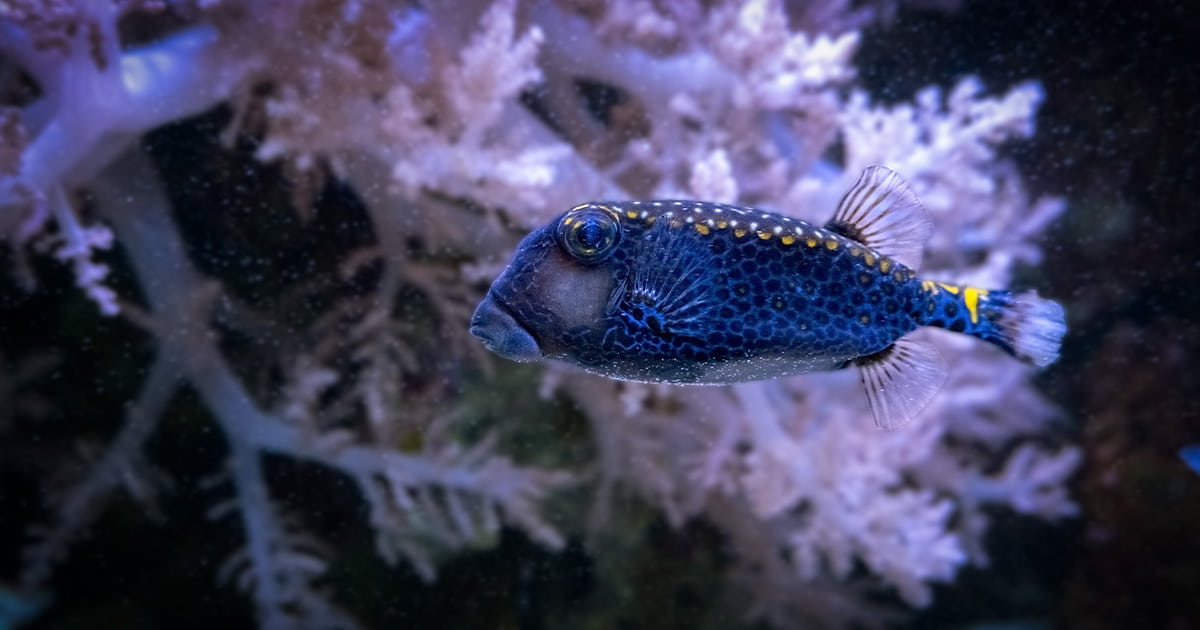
[893,270,904,282]
[850,246,863,257]
[757,231,771,240]
[864,252,876,266]
[716,220,728,229]
[860,274,872,285]
[695,224,710,235]
[646,216,656,225]
[781,235,796,245]
[880,259,892,273]
[806,237,819,247]
[963,287,988,324]
[734,228,747,238]
[626,210,638,219]
[860,315,869,324]
[938,282,960,295]
[921,280,936,293]
[563,216,575,226]
[825,240,838,250]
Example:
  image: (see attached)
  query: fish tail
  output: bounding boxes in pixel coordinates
[917,281,1066,366]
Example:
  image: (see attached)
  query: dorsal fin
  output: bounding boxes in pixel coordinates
[825,165,933,270]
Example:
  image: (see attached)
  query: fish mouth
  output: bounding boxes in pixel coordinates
[470,294,542,362]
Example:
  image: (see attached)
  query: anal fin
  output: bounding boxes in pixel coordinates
[854,335,947,430]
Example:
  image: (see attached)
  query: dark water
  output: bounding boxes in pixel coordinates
[1,1,1198,628]
[858,1,1200,627]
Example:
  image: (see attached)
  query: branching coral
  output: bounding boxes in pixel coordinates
[0,0,1077,627]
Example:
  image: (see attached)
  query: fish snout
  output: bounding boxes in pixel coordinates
[470,295,542,362]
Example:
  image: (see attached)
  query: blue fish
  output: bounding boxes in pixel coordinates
[1182,445,1200,475]
[471,166,1066,429]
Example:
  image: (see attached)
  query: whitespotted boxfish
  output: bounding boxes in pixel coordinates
[471,166,1067,429]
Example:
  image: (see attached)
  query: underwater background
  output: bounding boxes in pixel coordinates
[0,0,1196,628]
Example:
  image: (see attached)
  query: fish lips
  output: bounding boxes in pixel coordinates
[470,294,542,362]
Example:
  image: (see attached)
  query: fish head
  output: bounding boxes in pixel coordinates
[471,204,625,362]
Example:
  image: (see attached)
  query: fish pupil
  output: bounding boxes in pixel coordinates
[578,221,604,249]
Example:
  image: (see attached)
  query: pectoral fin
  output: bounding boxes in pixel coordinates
[854,335,947,430]
[621,218,717,339]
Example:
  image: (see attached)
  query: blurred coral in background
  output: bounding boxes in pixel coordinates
[0,0,1080,627]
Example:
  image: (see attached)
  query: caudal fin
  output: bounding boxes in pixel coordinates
[992,291,1067,367]
[918,283,1067,366]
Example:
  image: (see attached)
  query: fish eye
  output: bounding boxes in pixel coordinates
[557,205,621,264]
